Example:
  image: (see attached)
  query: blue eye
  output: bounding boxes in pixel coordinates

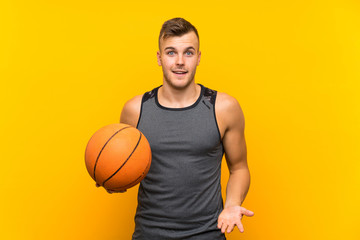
[186,52,193,55]
[168,51,174,55]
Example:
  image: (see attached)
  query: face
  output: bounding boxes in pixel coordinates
[157,31,201,90]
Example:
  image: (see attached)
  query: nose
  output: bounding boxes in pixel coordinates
[176,54,185,66]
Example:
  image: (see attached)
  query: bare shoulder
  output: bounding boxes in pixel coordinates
[216,91,245,130]
[120,94,143,127]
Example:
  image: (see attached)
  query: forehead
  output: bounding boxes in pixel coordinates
[160,31,199,51]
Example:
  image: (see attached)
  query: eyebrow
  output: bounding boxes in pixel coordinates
[164,46,196,51]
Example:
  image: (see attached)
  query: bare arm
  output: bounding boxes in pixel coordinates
[216,92,254,233]
[96,94,143,193]
[120,95,143,127]
[222,94,249,207]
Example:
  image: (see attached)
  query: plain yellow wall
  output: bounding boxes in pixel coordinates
[1,0,359,239]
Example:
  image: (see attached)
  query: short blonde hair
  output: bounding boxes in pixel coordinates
[158,17,199,51]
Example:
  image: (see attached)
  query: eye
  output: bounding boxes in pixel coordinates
[167,51,175,55]
[185,51,193,56]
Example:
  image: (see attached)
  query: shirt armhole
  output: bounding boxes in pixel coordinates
[136,94,145,129]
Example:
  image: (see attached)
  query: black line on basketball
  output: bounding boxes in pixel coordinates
[110,150,151,190]
[112,175,142,190]
[102,132,142,187]
[93,126,131,182]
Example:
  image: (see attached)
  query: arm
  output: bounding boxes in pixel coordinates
[96,94,143,193]
[215,93,254,233]
[120,94,143,127]
[222,94,249,208]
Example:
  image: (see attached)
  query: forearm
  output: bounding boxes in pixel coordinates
[224,167,250,208]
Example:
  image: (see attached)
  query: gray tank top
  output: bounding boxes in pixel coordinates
[133,83,225,240]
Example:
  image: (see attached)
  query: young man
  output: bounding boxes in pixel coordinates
[106,18,254,239]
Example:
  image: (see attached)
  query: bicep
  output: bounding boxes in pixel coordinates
[221,98,248,172]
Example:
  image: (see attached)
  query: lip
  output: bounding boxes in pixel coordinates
[172,70,188,75]
[172,72,187,78]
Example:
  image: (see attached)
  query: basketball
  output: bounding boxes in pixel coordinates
[85,123,152,192]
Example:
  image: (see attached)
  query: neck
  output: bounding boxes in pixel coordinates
[158,81,201,108]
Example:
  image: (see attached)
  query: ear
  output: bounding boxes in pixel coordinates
[197,51,201,66]
[157,51,162,66]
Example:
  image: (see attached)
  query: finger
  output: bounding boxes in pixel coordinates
[227,223,235,233]
[241,207,254,217]
[221,223,228,233]
[245,209,255,216]
[113,189,127,193]
[217,221,223,229]
[105,189,114,194]
[107,189,127,193]
[236,219,244,233]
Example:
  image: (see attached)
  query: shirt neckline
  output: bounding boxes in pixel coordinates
[155,83,204,111]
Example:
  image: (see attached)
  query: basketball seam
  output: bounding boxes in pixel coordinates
[102,132,142,187]
[112,174,142,190]
[93,126,131,182]
[110,150,151,190]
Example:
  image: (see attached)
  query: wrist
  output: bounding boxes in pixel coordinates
[224,202,242,209]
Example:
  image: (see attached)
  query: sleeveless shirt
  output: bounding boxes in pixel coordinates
[133,83,226,240]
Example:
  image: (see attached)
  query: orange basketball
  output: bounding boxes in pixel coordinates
[85,123,152,191]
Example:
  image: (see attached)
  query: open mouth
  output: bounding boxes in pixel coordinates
[172,71,188,75]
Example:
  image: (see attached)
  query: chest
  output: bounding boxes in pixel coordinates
[138,108,221,156]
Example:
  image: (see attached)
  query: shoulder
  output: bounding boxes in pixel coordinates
[120,94,143,127]
[215,91,245,130]
[216,92,243,114]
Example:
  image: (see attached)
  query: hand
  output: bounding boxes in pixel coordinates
[95,183,127,194]
[217,205,254,234]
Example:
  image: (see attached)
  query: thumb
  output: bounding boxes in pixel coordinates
[244,209,255,216]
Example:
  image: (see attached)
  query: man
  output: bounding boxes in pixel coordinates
[101,17,254,239]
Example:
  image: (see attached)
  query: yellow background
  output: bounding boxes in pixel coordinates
[1,0,359,239]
